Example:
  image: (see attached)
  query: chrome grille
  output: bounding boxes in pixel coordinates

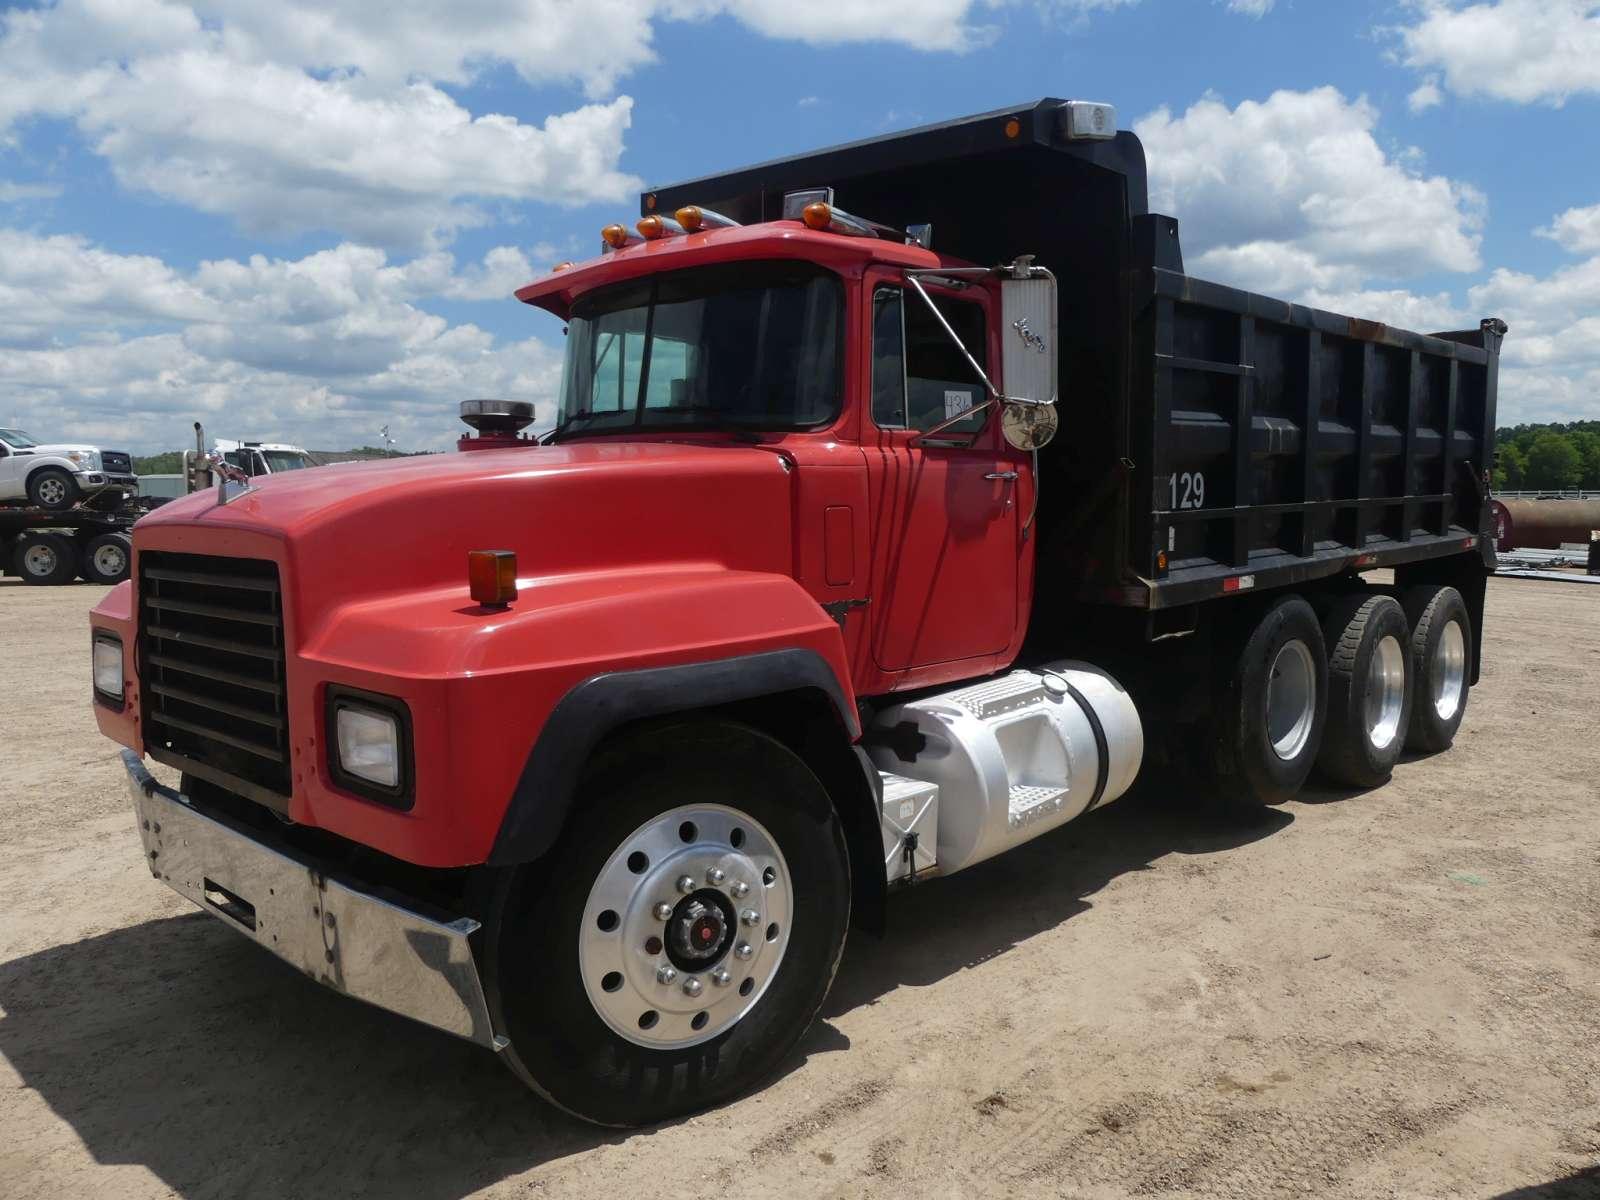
[138,551,291,807]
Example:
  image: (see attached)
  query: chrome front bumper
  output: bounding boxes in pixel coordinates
[122,751,504,1050]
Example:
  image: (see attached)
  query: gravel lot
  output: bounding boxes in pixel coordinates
[2,574,1597,1199]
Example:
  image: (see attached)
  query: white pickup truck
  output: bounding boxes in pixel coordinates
[0,427,137,511]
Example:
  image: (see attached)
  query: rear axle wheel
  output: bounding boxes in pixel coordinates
[1317,593,1414,788]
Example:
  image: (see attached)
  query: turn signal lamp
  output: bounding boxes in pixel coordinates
[600,223,630,249]
[468,549,517,608]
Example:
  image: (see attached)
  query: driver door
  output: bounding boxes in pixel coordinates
[864,277,1024,676]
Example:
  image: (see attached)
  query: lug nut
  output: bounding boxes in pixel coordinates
[740,908,760,927]
[682,977,704,997]
[656,965,677,984]
[734,942,753,961]
[730,880,750,899]
[676,875,696,895]
[706,867,726,885]
[712,968,732,987]
[653,901,673,921]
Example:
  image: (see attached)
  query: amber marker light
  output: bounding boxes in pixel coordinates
[551,261,575,272]
[675,205,705,232]
[637,214,667,239]
[468,550,517,608]
[601,223,630,248]
[801,201,832,230]
[1004,118,1021,139]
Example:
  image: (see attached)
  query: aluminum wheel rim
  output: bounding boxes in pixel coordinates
[22,544,58,576]
[1365,634,1406,751]
[92,543,126,577]
[579,803,793,1050]
[1432,619,1467,721]
[36,476,67,505]
[1267,639,1317,761]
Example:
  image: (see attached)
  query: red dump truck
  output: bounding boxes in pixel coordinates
[89,99,1503,1126]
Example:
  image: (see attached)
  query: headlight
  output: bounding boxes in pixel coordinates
[328,688,412,805]
[92,633,124,702]
[67,450,96,467]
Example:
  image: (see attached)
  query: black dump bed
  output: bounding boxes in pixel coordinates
[649,98,1502,613]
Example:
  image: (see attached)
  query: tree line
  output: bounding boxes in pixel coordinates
[1493,421,1600,492]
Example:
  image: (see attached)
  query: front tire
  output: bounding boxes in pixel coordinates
[1208,595,1328,807]
[484,721,851,1126]
[1317,593,1413,788]
[27,467,78,511]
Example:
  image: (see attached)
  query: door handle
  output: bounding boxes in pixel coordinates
[984,471,1019,481]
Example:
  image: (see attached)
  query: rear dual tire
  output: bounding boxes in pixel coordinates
[15,532,78,585]
[1402,585,1471,753]
[81,532,132,584]
[1316,594,1413,788]
[1208,595,1328,808]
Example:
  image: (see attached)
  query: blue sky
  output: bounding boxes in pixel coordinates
[1,0,1597,453]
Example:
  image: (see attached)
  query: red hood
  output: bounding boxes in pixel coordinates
[137,441,797,625]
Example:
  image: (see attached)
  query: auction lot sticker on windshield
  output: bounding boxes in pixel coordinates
[944,390,974,419]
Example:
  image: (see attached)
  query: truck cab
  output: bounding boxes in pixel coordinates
[213,439,317,478]
[89,98,1498,1128]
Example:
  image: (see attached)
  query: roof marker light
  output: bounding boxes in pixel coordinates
[1060,100,1117,142]
[601,223,633,250]
[674,205,739,232]
[782,189,878,238]
[636,214,685,240]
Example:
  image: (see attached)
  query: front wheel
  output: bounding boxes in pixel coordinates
[27,467,78,511]
[484,721,851,1126]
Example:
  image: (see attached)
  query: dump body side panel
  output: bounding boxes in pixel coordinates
[1111,270,1501,609]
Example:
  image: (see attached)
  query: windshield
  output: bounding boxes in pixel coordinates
[0,428,39,448]
[262,450,312,472]
[554,260,842,437]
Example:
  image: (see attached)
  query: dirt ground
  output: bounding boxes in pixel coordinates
[1,574,1597,1200]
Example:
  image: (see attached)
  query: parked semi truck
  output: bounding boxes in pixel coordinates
[90,100,1500,1126]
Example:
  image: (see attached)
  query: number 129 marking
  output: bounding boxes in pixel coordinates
[1169,471,1206,510]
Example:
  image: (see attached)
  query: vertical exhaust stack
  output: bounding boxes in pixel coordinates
[458,400,538,452]
[183,421,213,493]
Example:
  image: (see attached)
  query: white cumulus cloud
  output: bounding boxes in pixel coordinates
[1536,204,1600,255]
[0,230,563,451]
[1137,87,1484,297]
[1393,0,1600,107]
[0,0,1008,249]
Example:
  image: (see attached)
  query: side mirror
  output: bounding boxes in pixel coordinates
[902,260,1060,450]
[998,269,1059,450]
